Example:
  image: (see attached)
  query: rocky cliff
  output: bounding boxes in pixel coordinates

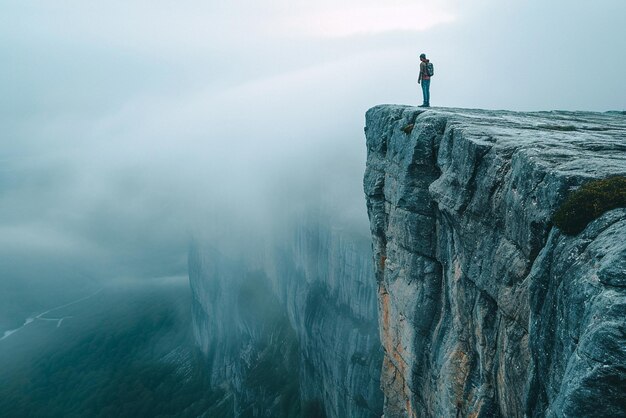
[364,106,626,417]
[189,218,383,417]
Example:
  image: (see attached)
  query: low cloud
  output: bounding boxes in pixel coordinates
[1,0,625,291]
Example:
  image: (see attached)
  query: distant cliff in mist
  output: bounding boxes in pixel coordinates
[364,105,626,417]
[189,218,383,418]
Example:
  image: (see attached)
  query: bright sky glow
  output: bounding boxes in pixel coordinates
[277,5,457,38]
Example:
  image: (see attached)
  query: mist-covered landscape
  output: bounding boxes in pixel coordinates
[2,1,625,417]
[0,280,225,417]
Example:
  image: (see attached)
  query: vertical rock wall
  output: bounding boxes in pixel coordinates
[364,105,626,417]
[189,219,383,418]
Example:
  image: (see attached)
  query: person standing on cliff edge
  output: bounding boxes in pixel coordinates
[418,53,432,107]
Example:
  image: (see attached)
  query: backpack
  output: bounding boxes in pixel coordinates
[426,62,434,77]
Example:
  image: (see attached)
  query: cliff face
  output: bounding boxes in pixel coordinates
[364,106,626,417]
[189,219,383,418]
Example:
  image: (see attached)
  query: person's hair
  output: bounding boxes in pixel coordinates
[420,53,426,59]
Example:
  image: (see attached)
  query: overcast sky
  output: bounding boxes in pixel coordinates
[1,0,625,294]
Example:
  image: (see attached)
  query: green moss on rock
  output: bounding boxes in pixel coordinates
[553,176,626,235]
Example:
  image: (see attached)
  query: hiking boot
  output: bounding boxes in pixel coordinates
[418,104,430,108]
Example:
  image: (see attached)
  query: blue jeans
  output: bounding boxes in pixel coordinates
[421,79,430,105]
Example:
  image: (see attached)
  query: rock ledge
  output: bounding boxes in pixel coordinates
[364,106,626,417]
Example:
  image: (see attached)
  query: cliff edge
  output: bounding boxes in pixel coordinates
[364,106,626,417]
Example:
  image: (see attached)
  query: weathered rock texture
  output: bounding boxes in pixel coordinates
[189,219,383,417]
[364,106,626,417]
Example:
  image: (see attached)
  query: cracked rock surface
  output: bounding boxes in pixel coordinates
[364,105,626,417]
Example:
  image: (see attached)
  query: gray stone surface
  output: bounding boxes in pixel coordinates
[364,105,626,417]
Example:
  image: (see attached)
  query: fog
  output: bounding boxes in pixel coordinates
[1,0,625,328]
